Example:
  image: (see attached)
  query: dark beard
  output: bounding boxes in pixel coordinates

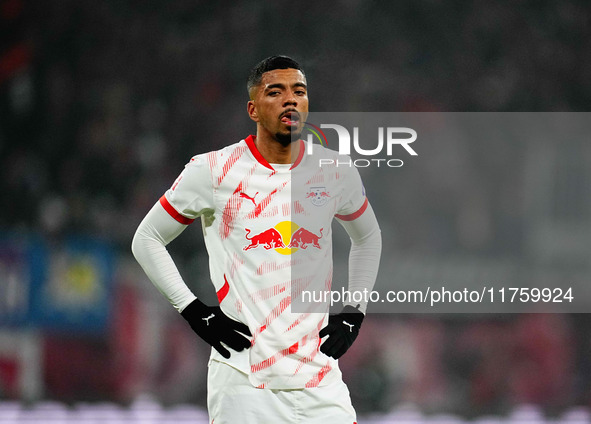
[275,131,301,147]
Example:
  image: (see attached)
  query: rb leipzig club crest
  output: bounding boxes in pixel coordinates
[305,186,330,206]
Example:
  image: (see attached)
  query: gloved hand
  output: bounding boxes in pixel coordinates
[180,298,252,359]
[319,305,364,359]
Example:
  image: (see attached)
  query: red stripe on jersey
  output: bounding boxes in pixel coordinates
[304,363,332,388]
[207,151,217,169]
[250,296,292,347]
[306,169,325,185]
[253,316,325,377]
[220,164,257,239]
[289,140,305,170]
[293,201,305,214]
[292,341,319,375]
[247,181,288,219]
[249,204,279,219]
[245,136,304,170]
[292,318,325,375]
[159,195,195,225]
[282,202,290,216]
[217,275,230,303]
[171,175,183,191]
[256,258,302,276]
[251,341,299,373]
[229,252,245,279]
[245,135,274,170]
[335,197,368,221]
[285,313,310,333]
[221,183,244,240]
[291,275,316,299]
[249,282,288,304]
[217,145,248,186]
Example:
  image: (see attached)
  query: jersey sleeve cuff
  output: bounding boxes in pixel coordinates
[159,195,196,225]
[335,197,368,221]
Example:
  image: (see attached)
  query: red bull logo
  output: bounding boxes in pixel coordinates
[244,228,286,251]
[243,221,323,255]
[288,227,323,249]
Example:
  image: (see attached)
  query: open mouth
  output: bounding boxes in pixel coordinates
[280,111,300,126]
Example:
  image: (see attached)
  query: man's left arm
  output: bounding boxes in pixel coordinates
[319,201,381,359]
[337,202,381,313]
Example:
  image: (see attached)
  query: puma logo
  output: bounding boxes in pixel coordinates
[343,320,355,333]
[239,191,259,206]
[202,313,215,326]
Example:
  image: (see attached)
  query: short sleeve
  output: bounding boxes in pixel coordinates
[335,165,368,221]
[160,154,215,226]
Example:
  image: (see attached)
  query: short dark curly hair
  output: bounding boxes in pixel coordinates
[247,56,304,98]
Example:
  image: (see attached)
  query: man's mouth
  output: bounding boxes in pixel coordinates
[280,111,300,126]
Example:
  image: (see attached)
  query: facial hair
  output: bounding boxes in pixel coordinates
[275,130,302,147]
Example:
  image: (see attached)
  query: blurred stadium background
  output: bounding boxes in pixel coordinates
[1,0,591,422]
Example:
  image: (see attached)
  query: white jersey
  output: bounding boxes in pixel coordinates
[161,135,367,389]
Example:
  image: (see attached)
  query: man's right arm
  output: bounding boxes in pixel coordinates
[131,201,252,358]
[131,201,197,312]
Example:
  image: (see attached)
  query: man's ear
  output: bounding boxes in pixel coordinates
[247,100,259,122]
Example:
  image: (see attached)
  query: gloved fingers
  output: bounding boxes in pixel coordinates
[223,331,252,351]
[320,333,345,357]
[322,342,345,358]
[319,323,336,339]
[331,343,349,359]
[228,319,252,337]
[212,342,231,359]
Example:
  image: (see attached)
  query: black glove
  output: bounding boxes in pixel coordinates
[181,298,252,359]
[319,305,364,359]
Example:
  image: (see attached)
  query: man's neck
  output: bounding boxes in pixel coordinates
[254,132,299,165]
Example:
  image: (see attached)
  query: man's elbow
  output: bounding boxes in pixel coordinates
[352,225,381,246]
[130,228,143,261]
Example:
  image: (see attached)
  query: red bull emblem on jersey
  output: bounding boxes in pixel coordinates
[288,227,323,249]
[243,221,323,255]
[243,228,286,251]
[306,186,330,206]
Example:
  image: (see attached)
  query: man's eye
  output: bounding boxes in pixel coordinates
[296,90,306,96]
[269,91,280,96]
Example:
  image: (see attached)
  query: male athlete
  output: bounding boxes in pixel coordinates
[132,56,381,423]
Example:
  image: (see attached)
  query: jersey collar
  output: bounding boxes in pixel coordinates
[245,135,304,171]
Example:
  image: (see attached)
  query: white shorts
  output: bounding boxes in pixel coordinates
[207,360,357,424]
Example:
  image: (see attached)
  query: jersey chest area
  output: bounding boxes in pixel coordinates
[212,166,338,252]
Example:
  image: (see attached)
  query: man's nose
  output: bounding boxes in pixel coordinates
[283,91,297,106]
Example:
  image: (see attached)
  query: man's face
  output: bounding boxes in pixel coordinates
[248,68,308,146]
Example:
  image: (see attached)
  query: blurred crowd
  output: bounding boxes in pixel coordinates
[2,0,590,245]
[1,0,591,418]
